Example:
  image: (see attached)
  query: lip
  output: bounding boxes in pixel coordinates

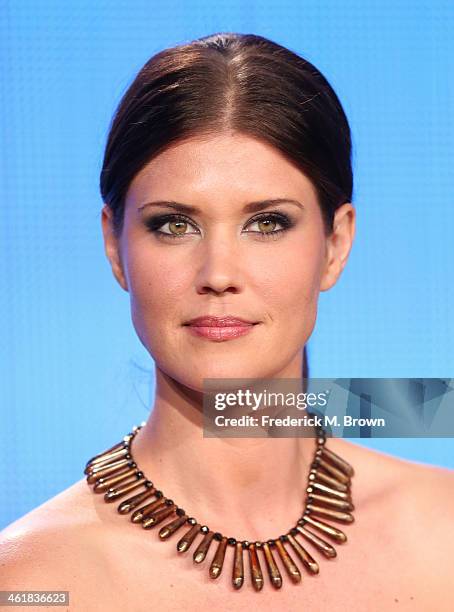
[184,316,258,327]
[183,315,259,342]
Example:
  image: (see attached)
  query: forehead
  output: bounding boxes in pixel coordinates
[125,132,319,211]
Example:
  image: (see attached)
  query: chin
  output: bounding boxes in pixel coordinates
[172,362,275,392]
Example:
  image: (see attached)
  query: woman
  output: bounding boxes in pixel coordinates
[1,32,453,611]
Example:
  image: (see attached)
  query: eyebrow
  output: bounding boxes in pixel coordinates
[137,198,305,214]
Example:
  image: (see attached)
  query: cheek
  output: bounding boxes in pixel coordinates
[124,243,189,332]
[253,233,325,324]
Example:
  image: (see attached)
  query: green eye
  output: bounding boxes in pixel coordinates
[244,213,293,239]
[247,217,279,233]
[145,211,294,240]
[145,214,199,238]
[167,219,190,235]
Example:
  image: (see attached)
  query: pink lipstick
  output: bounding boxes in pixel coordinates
[183,316,259,342]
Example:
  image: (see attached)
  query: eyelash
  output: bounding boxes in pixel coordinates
[144,212,294,241]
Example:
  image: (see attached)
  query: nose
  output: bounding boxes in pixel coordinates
[194,234,243,296]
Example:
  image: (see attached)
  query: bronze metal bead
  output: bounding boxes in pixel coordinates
[159,514,188,539]
[248,543,264,591]
[309,481,351,501]
[102,468,141,492]
[177,524,201,553]
[86,458,132,482]
[131,497,166,523]
[117,487,156,514]
[142,504,175,528]
[302,515,347,543]
[262,542,282,589]
[286,533,319,574]
[295,524,337,558]
[100,474,140,495]
[84,449,129,475]
[193,531,215,563]
[321,447,355,477]
[84,442,128,470]
[209,536,228,579]
[310,469,349,492]
[232,541,244,589]
[104,477,146,502]
[93,467,139,492]
[318,458,350,484]
[86,463,130,485]
[307,492,354,511]
[274,538,302,583]
[307,503,354,524]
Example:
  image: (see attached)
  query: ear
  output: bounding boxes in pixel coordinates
[320,203,356,292]
[101,205,129,292]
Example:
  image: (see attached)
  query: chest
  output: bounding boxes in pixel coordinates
[80,531,438,612]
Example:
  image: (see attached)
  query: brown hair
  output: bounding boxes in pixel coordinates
[100,32,354,380]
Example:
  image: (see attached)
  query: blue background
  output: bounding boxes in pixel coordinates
[1,0,453,530]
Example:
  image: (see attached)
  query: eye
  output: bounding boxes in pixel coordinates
[243,213,293,239]
[144,214,200,239]
[144,211,294,241]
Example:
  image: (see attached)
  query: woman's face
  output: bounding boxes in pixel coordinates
[102,132,354,390]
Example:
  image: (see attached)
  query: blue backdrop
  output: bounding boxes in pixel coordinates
[1,0,453,530]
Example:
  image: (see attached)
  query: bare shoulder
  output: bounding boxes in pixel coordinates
[0,477,109,602]
[338,439,454,492]
[330,438,454,597]
[331,437,454,518]
[388,449,454,538]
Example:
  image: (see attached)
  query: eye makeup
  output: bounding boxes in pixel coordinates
[143,211,296,241]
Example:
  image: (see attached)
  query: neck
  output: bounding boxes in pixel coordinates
[131,367,317,542]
